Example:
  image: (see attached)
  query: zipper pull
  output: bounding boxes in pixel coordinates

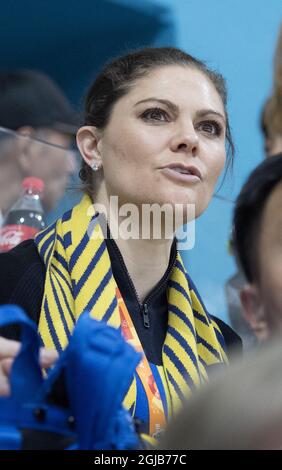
[142,303,150,328]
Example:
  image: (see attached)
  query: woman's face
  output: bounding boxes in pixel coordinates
[95,65,227,218]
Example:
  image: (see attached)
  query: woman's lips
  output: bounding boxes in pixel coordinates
[160,167,202,184]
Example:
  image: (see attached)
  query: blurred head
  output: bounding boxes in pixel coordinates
[233,154,282,341]
[77,47,234,224]
[17,129,77,211]
[0,70,78,211]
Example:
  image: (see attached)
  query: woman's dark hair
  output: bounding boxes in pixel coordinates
[79,47,234,196]
[233,153,282,282]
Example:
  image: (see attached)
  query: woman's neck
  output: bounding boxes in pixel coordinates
[93,189,175,303]
[114,235,173,304]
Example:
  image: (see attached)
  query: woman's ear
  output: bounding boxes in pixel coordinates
[240,284,269,341]
[76,126,103,169]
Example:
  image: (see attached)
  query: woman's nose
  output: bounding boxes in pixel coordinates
[170,125,199,155]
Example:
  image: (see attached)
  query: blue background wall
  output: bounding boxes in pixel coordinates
[0,0,175,107]
[1,0,281,322]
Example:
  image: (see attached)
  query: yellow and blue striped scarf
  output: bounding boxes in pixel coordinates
[34,195,228,418]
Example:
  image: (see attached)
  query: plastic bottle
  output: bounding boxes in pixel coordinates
[0,177,46,253]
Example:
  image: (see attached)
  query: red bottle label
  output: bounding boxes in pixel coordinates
[0,225,39,252]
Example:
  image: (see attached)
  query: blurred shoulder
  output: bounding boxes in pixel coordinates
[0,240,45,338]
[0,239,43,270]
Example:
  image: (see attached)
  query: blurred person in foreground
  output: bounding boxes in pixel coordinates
[233,154,282,342]
[226,24,282,348]
[0,70,78,221]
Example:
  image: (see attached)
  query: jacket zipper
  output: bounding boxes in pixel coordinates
[110,236,178,329]
[140,250,177,329]
[142,303,150,329]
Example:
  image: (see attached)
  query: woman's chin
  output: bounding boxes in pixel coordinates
[153,191,199,210]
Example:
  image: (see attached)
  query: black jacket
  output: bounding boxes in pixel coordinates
[0,239,241,361]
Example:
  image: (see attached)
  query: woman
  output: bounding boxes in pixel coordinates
[0,47,240,439]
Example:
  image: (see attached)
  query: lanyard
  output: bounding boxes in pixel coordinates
[116,287,166,438]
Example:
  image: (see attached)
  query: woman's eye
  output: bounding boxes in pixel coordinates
[141,108,169,122]
[197,121,222,136]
